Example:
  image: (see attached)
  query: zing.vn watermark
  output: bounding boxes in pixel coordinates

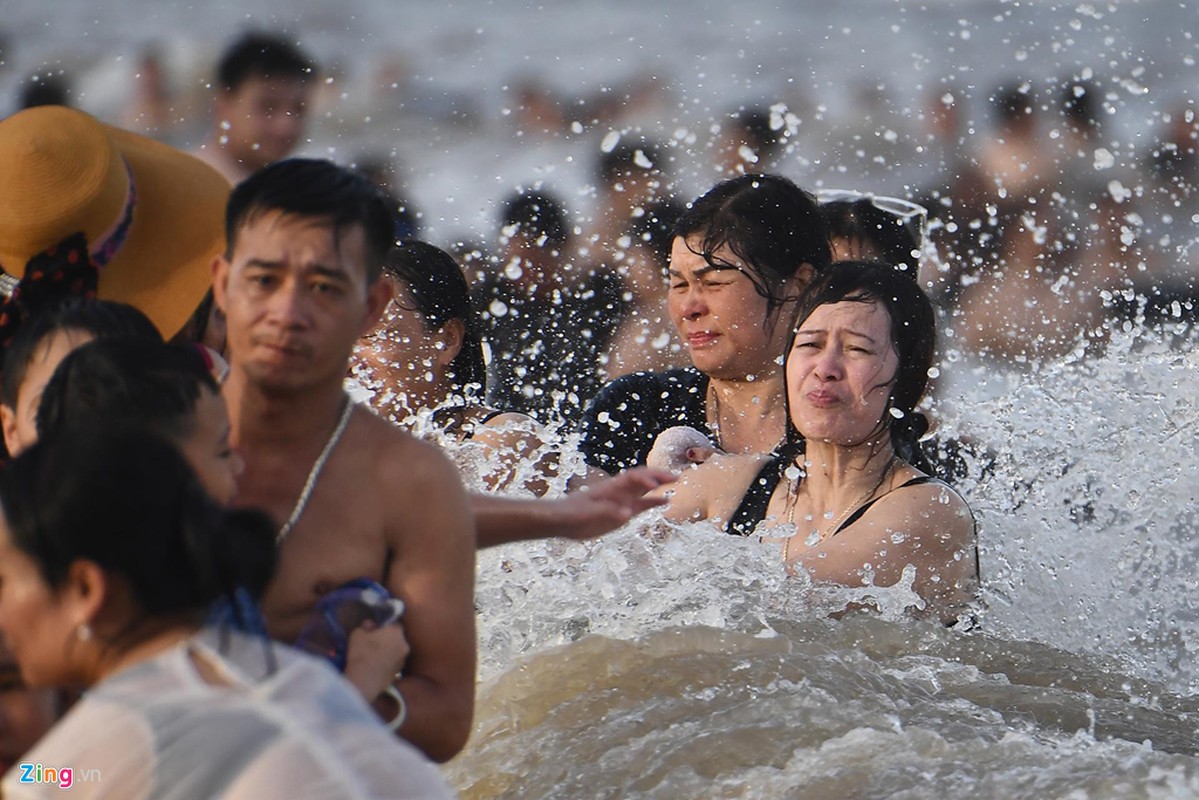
[17,762,102,790]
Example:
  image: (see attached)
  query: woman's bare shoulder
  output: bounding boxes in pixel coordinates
[874,472,975,543]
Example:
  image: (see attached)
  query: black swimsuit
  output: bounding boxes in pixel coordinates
[429,405,507,440]
[725,454,982,580]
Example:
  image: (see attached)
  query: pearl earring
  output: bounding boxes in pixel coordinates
[76,623,93,642]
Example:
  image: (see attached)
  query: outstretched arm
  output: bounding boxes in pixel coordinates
[473,467,675,548]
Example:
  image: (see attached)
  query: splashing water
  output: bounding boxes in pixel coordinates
[440,321,1199,799]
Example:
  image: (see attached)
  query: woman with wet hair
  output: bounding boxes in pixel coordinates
[353,240,555,493]
[660,261,977,618]
[581,173,832,474]
[0,425,452,798]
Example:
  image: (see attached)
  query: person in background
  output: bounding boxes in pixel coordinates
[353,241,556,494]
[194,31,316,184]
[580,139,670,268]
[600,200,687,380]
[1122,98,1199,325]
[353,154,421,241]
[818,189,927,272]
[0,425,453,799]
[475,188,624,423]
[37,339,242,506]
[1,299,162,457]
[0,105,230,356]
[714,106,786,176]
[954,80,1122,363]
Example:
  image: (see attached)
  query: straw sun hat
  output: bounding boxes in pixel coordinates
[0,105,230,340]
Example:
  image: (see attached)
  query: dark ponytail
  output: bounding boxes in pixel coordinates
[0,424,276,617]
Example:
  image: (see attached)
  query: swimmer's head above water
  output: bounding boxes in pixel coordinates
[784,260,936,466]
[673,173,832,324]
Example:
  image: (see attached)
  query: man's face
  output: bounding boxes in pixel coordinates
[215,76,309,171]
[213,210,389,394]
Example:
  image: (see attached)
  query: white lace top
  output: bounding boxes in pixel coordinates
[1,627,454,799]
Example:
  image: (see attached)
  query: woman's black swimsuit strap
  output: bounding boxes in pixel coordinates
[831,475,940,536]
[832,475,982,582]
[726,453,788,537]
[461,409,508,440]
[431,405,507,440]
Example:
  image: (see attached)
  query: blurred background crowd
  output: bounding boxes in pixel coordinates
[2,1,1196,416]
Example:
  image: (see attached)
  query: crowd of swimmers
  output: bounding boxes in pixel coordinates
[0,25,1190,800]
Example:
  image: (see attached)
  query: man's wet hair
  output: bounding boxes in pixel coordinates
[1,299,162,409]
[384,241,486,394]
[0,423,276,620]
[500,190,570,248]
[37,339,218,445]
[217,31,315,93]
[673,173,832,321]
[226,158,397,284]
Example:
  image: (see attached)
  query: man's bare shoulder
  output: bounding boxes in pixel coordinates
[350,408,460,487]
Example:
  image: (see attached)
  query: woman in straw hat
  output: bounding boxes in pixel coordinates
[0,105,230,346]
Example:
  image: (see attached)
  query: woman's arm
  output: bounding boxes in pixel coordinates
[657,453,767,525]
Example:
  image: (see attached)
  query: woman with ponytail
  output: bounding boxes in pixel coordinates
[660,261,977,617]
[0,425,451,799]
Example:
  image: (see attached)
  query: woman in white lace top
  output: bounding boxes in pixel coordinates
[0,425,453,799]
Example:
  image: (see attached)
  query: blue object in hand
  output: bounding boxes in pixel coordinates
[293,578,405,672]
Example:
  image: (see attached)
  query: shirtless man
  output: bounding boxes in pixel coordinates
[214,159,672,763]
[213,159,473,762]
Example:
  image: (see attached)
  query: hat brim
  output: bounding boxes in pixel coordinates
[100,125,230,340]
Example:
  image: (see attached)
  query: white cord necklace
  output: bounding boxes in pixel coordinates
[276,395,354,544]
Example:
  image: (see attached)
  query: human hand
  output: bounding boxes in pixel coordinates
[343,620,410,702]
[552,467,676,541]
[646,426,719,471]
